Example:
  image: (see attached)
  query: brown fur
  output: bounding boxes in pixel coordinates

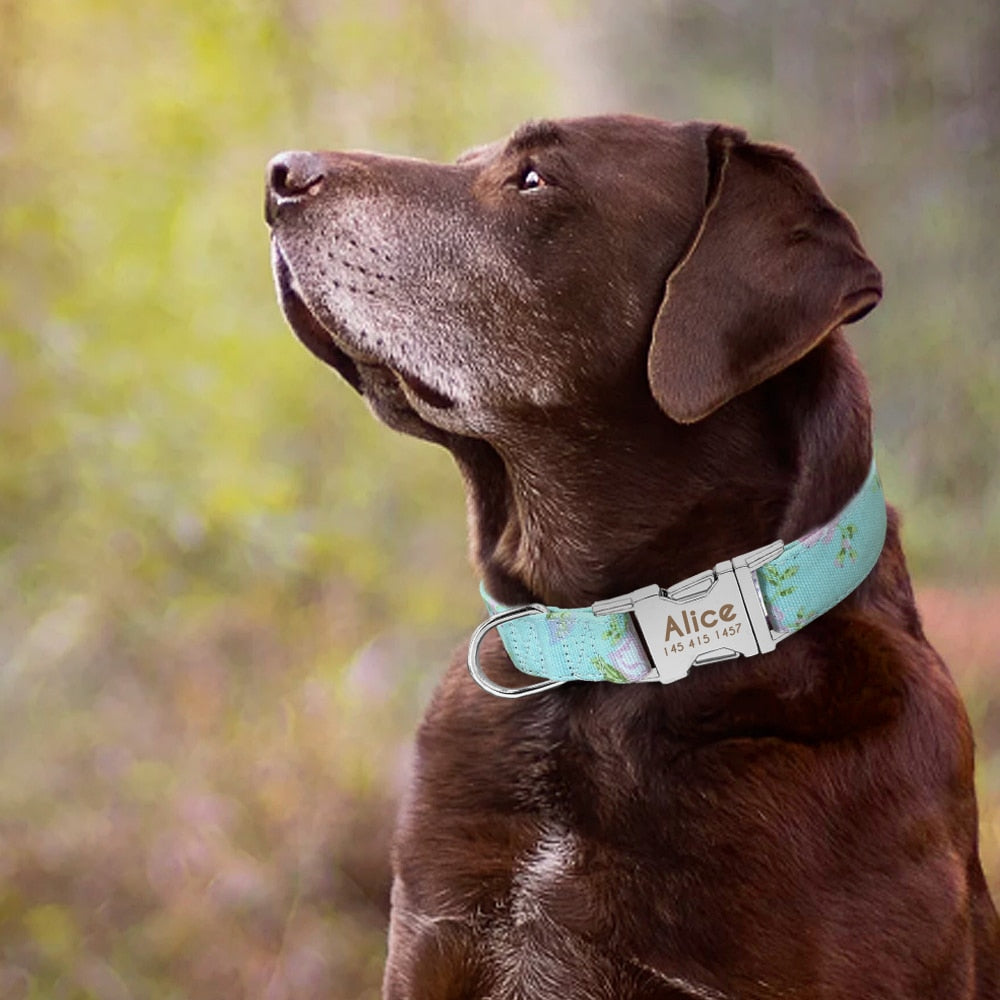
[265,115,999,998]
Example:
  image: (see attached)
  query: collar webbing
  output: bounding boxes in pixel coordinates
[469,459,886,698]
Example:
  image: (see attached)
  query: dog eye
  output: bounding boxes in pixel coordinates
[519,167,547,191]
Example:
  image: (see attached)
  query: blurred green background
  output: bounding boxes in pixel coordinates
[1,1,997,996]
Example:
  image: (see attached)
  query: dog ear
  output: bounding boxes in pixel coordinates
[648,126,882,423]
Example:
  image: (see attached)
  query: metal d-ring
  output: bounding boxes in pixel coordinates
[466,603,568,699]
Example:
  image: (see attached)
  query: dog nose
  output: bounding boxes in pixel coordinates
[266,151,328,226]
[267,150,327,200]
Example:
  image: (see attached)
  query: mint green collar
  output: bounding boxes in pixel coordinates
[469,460,886,698]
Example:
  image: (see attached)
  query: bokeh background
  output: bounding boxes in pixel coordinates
[1,0,997,996]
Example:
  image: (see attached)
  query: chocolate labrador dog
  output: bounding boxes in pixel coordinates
[265,116,999,998]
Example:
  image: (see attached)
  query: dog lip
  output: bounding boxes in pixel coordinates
[398,373,456,410]
[271,240,363,387]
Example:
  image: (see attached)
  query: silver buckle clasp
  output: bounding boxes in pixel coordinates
[593,540,785,685]
[467,604,569,699]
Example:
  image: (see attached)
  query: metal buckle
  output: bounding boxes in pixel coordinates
[466,604,569,699]
[593,540,785,685]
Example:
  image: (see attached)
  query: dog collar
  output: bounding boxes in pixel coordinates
[469,459,886,698]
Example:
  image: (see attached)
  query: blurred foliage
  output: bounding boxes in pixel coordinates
[0,0,996,997]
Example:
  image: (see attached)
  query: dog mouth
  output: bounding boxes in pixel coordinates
[270,240,455,413]
[271,240,364,392]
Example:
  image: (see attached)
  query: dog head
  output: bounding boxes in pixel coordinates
[266,115,881,441]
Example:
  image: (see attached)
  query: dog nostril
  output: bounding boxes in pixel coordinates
[270,161,291,193]
[267,151,326,199]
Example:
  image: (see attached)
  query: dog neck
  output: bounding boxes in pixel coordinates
[460,335,875,611]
